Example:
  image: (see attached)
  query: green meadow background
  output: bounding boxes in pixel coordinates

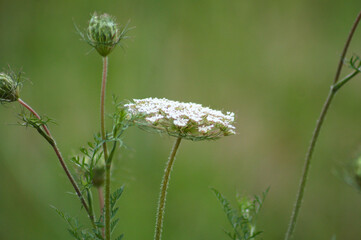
[0,1,360,239]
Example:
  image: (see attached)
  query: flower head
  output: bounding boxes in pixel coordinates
[124,97,236,141]
[0,72,20,103]
[81,12,131,57]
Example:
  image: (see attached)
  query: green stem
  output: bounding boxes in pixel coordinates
[100,56,111,240]
[97,187,105,237]
[100,56,109,159]
[284,10,361,240]
[105,163,111,238]
[87,188,96,221]
[154,137,182,240]
[332,69,360,92]
[17,98,96,228]
[284,90,334,240]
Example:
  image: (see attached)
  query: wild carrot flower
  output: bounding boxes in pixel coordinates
[126,98,236,240]
[124,97,236,140]
[0,72,20,103]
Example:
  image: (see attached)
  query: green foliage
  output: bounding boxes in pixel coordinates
[69,98,133,192]
[52,206,103,240]
[70,134,106,190]
[114,235,124,240]
[338,156,361,193]
[110,187,124,234]
[211,188,269,240]
[332,55,361,92]
[97,186,124,238]
[19,112,55,144]
[348,55,361,72]
[66,100,132,239]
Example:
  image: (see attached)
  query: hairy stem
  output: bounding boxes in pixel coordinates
[105,163,111,239]
[284,11,361,240]
[97,187,105,217]
[154,137,182,240]
[100,56,111,240]
[17,98,96,228]
[97,186,105,237]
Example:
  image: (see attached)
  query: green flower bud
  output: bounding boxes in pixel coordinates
[91,167,105,188]
[74,150,105,188]
[87,13,120,57]
[0,73,19,103]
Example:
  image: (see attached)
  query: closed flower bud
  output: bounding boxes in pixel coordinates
[74,149,105,188]
[0,73,19,103]
[87,13,121,57]
[90,166,105,188]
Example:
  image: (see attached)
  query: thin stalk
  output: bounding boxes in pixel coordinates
[97,186,105,237]
[87,188,96,222]
[154,137,182,240]
[100,56,111,240]
[18,98,51,136]
[97,187,105,217]
[284,11,361,240]
[332,69,360,92]
[101,57,109,160]
[17,98,96,228]
[284,90,334,240]
[332,11,361,85]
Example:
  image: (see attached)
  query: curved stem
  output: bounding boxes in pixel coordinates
[18,98,51,136]
[284,90,334,240]
[284,10,361,240]
[100,56,111,240]
[154,137,182,240]
[17,98,96,228]
[332,11,361,85]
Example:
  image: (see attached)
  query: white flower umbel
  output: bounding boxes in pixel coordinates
[124,97,236,240]
[125,97,236,141]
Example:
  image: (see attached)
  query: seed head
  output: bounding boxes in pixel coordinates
[0,72,20,103]
[124,97,236,141]
[85,13,129,57]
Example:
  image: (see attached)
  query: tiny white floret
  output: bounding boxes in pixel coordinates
[124,97,236,141]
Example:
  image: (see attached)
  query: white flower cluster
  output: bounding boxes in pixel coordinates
[124,97,236,140]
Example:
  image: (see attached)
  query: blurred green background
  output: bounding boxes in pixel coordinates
[0,0,361,239]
